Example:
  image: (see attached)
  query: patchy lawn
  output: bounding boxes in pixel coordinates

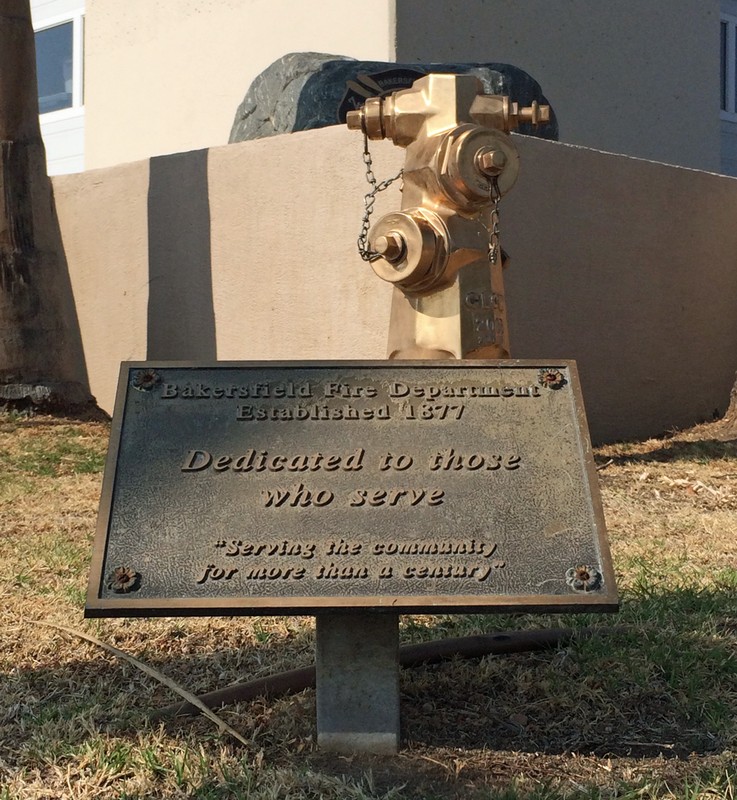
[1,414,735,799]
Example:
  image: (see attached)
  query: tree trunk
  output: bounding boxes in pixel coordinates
[0,0,95,412]
[720,372,737,431]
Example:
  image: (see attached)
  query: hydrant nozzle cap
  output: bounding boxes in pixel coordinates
[346,109,364,131]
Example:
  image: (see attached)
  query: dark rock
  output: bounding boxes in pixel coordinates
[230,53,558,143]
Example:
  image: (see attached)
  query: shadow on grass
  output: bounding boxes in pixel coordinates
[5,583,736,772]
[595,437,737,466]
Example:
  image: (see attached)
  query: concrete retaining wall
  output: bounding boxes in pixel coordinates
[52,126,737,442]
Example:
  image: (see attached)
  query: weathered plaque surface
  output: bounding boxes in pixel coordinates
[85,361,617,616]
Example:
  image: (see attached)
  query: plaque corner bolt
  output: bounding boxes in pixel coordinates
[132,369,161,392]
[565,565,602,593]
[109,566,141,593]
[538,369,567,390]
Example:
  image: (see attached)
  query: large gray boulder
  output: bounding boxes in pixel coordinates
[230,53,558,143]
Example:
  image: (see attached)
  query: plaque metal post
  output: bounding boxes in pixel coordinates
[315,613,399,753]
[314,74,549,754]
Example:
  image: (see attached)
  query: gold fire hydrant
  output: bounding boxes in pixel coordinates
[347,73,549,359]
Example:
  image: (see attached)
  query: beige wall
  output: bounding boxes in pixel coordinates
[502,138,737,439]
[396,0,721,173]
[84,0,723,175]
[84,0,396,169]
[53,127,737,443]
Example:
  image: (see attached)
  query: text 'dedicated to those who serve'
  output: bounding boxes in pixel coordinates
[85,362,617,617]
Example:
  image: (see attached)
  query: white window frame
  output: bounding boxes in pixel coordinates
[34,10,84,123]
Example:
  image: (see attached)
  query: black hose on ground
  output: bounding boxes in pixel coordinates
[154,627,621,720]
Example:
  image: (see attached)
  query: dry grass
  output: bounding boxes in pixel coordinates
[1,413,736,799]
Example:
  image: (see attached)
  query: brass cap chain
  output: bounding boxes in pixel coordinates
[357,131,403,263]
[357,132,502,267]
[487,176,502,265]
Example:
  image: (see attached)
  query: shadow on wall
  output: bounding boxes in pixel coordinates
[147,149,217,360]
[503,137,737,443]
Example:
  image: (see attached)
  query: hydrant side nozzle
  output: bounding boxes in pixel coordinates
[518,100,551,126]
[513,100,551,127]
[346,109,364,132]
[347,96,390,141]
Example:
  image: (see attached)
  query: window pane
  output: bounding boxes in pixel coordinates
[734,25,737,113]
[35,22,73,114]
[721,21,727,111]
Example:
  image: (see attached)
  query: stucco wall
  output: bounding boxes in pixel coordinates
[83,0,725,175]
[84,0,396,169]
[396,0,721,173]
[52,127,737,443]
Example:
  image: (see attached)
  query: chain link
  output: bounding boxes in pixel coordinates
[357,131,403,262]
[487,176,502,265]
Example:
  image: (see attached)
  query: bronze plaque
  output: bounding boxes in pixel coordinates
[85,361,617,617]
